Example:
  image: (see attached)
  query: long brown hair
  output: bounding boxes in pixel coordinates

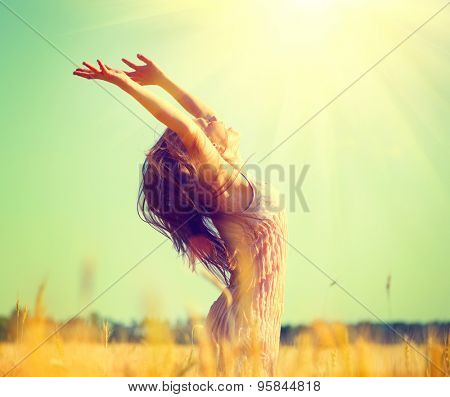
[138,128,236,286]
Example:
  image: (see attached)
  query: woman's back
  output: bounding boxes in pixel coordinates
[207,177,288,376]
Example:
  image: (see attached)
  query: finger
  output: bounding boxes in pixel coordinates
[97,59,107,73]
[137,53,151,64]
[73,70,92,76]
[75,67,93,73]
[82,61,100,73]
[73,70,94,79]
[105,64,112,70]
[121,58,138,69]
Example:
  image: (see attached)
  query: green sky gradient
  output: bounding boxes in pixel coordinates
[0,0,449,325]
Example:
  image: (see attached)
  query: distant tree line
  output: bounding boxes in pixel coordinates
[280,322,450,345]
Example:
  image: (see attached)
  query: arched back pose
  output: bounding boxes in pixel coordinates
[74,55,287,376]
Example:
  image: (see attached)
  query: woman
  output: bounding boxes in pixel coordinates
[73,55,287,376]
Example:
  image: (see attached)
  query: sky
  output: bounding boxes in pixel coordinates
[0,0,449,325]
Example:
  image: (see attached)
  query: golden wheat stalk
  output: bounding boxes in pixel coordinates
[102,321,111,348]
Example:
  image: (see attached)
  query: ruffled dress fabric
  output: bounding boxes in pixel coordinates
[206,177,288,376]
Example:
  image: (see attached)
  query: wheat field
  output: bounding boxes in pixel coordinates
[0,303,448,377]
[1,339,448,377]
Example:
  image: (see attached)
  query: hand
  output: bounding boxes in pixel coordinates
[73,59,132,88]
[121,54,166,86]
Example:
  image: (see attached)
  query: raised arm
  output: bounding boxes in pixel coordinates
[73,60,237,189]
[121,54,217,120]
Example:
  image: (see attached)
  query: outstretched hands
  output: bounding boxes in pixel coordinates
[73,54,166,87]
[73,59,132,88]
